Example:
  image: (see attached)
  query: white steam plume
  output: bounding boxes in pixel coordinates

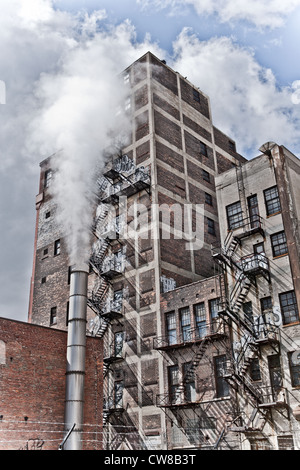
[26,15,162,266]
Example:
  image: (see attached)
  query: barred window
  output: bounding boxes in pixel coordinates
[279,291,299,325]
[271,231,288,257]
[226,201,243,230]
[264,186,281,216]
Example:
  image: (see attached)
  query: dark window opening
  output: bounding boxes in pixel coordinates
[54,239,61,256]
[202,169,210,182]
[50,307,57,326]
[200,141,208,157]
[193,89,200,103]
[205,192,213,205]
[226,201,243,230]
[44,169,53,189]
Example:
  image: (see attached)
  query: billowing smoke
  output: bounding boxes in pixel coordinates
[23,6,162,266]
[29,39,131,265]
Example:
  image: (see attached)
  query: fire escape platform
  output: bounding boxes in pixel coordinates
[154,330,227,351]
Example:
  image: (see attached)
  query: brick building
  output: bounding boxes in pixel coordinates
[27,52,247,450]
[0,317,103,450]
[27,52,300,450]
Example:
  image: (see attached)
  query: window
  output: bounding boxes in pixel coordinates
[54,239,61,256]
[228,140,236,152]
[50,307,57,326]
[166,312,177,345]
[193,89,200,103]
[214,355,230,398]
[271,231,288,257]
[194,302,206,339]
[44,169,52,189]
[261,296,272,312]
[41,277,46,285]
[183,362,196,402]
[202,169,210,182]
[114,332,124,358]
[168,365,180,404]
[248,194,260,228]
[209,298,220,321]
[207,218,216,236]
[226,201,243,230]
[264,186,281,216]
[279,291,299,325]
[288,352,300,387]
[254,242,265,255]
[180,308,191,342]
[114,381,124,408]
[43,248,48,257]
[45,211,51,219]
[200,141,208,157]
[250,358,261,382]
[205,192,213,205]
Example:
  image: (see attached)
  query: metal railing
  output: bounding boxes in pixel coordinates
[100,167,150,201]
[239,253,270,275]
[153,321,226,349]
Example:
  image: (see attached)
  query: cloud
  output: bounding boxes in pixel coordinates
[0,0,163,320]
[137,0,300,28]
[171,29,300,155]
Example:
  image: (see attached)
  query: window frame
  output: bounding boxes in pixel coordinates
[226,201,243,230]
[264,185,281,217]
[271,231,288,257]
[54,239,61,256]
[279,290,299,325]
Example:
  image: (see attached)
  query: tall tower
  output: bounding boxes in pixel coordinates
[28,51,246,450]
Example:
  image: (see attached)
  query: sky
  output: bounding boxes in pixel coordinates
[1,0,300,322]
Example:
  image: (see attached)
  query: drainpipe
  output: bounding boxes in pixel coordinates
[63,263,89,450]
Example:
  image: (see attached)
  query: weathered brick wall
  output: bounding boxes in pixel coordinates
[0,318,103,451]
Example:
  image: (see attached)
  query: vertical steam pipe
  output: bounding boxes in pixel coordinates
[64,264,89,451]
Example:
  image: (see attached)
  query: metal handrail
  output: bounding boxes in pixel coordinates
[153,321,226,349]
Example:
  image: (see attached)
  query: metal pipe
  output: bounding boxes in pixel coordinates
[64,263,89,451]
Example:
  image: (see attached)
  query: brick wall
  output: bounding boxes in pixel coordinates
[0,318,103,450]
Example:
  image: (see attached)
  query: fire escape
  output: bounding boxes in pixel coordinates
[88,154,151,449]
[154,280,238,449]
[210,169,287,446]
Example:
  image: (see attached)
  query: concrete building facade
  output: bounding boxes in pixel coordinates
[214,143,300,449]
